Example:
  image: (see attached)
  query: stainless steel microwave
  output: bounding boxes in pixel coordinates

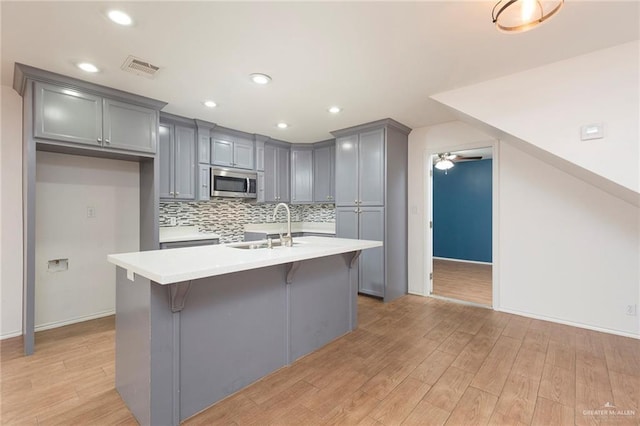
[210,168,257,198]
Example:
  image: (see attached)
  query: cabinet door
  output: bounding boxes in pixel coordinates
[335,207,359,239]
[358,128,385,206]
[158,124,174,199]
[174,126,196,200]
[276,147,291,202]
[198,134,210,164]
[211,138,234,167]
[358,207,385,297]
[313,145,334,203]
[255,141,265,171]
[233,139,254,169]
[335,136,358,206]
[198,164,210,201]
[291,149,313,203]
[34,82,102,146]
[103,99,157,153]
[263,145,278,202]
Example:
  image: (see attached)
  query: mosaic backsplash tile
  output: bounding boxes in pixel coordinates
[159,200,336,243]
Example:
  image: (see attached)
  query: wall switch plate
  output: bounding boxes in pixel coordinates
[47,258,68,272]
[87,206,96,218]
[625,304,637,316]
[580,123,604,140]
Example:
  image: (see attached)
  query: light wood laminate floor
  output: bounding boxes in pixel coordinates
[2,296,639,425]
[432,259,493,306]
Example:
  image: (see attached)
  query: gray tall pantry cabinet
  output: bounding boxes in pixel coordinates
[332,119,411,302]
[159,113,196,200]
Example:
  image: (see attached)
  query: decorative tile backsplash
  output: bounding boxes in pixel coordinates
[159,200,336,243]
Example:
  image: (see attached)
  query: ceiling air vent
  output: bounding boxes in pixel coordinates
[121,55,160,78]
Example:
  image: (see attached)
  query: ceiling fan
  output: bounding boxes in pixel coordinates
[433,152,483,173]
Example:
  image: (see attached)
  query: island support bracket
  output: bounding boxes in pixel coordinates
[168,281,192,313]
[285,262,301,284]
[349,250,362,269]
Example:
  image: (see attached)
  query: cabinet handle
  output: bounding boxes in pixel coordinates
[175,192,180,196]
[97,137,102,143]
[105,139,110,144]
[170,192,174,196]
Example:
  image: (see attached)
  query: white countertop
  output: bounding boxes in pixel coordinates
[108,236,381,285]
[159,226,221,243]
[244,222,335,235]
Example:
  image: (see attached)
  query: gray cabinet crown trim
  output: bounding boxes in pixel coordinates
[265,139,291,149]
[312,139,335,148]
[290,144,313,150]
[160,112,197,127]
[194,119,216,131]
[254,134,270,143]
[330,118,412,138]
[212,125,255,141]
[13,63,167,110]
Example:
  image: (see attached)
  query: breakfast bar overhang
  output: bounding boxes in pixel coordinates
[108,236,382,425]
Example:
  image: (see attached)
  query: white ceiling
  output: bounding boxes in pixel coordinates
[2,1,638,143]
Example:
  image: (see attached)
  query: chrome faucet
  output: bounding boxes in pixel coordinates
[272,203,293,247]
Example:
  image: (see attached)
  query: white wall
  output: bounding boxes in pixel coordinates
[408,121,640,338]
[432,41,640,195]
[1,85,24,338]
[35,151,139,330]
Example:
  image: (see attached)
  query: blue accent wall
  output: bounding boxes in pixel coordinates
[433,159,492,262]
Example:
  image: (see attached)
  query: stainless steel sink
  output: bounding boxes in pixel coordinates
[229,241,300,250]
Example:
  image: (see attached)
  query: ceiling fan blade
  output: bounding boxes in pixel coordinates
[453,156,483,162]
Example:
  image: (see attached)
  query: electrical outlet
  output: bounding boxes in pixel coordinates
[625,304,637,316]
[87,206,96,218]
[169,217,177,226]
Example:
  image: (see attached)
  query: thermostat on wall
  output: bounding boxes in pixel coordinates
[580,123,604,141]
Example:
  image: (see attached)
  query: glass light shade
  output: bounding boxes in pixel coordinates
[492,0,564,33]
[435,159,454,171]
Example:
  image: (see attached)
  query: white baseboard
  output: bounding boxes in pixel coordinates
[434,256,492,266]
[496,307,640,340]
[0,330,23,340]
[34,309,115,333]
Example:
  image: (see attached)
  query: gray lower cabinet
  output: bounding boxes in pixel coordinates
[313,144,335,203]
[256,171,265,203]
[159,123,196,200]
[34,81,157,153]
[211,135,254,170]
[335,128,384,206]
[264,144,290,202]
[332,119,411,302]
[336,207,384,297]
[290,147,313,204]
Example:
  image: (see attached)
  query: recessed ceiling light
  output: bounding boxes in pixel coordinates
[250,73,272,85]
[108,10,133,26]
[203,100,217,108]
[77,62,99,73]
[328,106,342,114]
[276,122,288,129]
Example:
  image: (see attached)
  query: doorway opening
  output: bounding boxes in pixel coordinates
[429,147,493,307]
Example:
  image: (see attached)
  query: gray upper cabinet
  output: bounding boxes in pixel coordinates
[313,144,335,203]
[290,147,313,204]
[103,99,157,153]
[34,82,102,146]
[211,133,254,170]
[335,129,384,206]
[198,135,211,164]
[255,140,265,171]
[34,81,157,154]
[159,122,196,200]
[331,119,411,302]
[264,144,290,202]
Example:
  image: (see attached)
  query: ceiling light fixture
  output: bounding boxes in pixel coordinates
[250,73,272,85]
[328,106,342,114]
[203,100,217,108]
[434,153,455,174]
[107,10,133,26]
[77,62,99,73]
[276,122,288,129]
[492,0,564,33]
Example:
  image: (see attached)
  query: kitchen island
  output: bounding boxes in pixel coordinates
[108,236,381,425]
